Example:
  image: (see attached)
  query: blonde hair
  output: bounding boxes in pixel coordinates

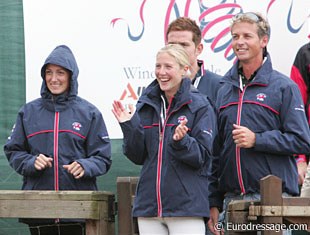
[157,44,190,76]
[231,12,270,39]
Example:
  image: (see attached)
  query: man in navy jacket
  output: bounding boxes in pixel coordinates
[208,12,310,235]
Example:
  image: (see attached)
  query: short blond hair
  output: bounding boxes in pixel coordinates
[231,12,270,39]
[157,44,190,69]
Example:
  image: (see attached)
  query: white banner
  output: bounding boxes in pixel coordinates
[23,0,310,138]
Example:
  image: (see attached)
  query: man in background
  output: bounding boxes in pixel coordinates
[166,17,222,105]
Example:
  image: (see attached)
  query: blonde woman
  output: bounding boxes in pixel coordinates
[112,44,216,235]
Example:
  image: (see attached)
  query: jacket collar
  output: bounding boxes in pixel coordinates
[222,53,272,87]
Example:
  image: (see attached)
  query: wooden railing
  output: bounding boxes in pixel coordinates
[0,190,115,235]
[116,175,310,235]
[227,175,310,234]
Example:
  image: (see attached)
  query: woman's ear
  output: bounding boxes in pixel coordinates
[183,66,191,77]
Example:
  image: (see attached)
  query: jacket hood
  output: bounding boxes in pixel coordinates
[40,45,79,99]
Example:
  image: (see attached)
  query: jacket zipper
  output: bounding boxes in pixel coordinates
[156,97,191,216]
[53,112,60,223]
[54,112,60,191]
[236,88,246,194]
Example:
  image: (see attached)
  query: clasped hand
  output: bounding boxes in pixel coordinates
[34,154,85,179]
[173,119,188,141]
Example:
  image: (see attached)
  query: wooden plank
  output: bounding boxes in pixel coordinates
[227,176,310,234]
[0,200,104,219]
[86,219,111,235]
[284,218,310,231]
[228,200,260,211]
[227,211,250,224]
[260,175,282,235]
[251,205,310,216]
[0,190,115,235]
[86,220,100,235]
[117,177,138,235]
[283,197,310,206]
[0,190,113,201]
[85,202,115,235]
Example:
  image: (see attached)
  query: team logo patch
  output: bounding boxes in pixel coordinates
[177,115,188,124]
[295,104,305,112]
[204,129,213,137]
[256,93,267,102]
[72,122,82,131]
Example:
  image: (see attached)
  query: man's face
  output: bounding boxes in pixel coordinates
[167,30,202,69]
[231,22,268,64]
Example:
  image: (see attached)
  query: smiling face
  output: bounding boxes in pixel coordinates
[155,51,188,101]
[231,22,268,65]
[45,64,71,95]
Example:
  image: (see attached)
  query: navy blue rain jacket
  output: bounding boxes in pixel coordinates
[195,60,222,106]
[4,45,112,192]
[119,78,217,218]
[209,54,310,209]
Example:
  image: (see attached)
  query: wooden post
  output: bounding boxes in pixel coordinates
[86,195,115,235]
[117,177,139,235]
[227,175,310,234]
[227,200,259,234]
[260,175,282,235]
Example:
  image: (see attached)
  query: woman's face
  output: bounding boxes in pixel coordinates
[45,64,70,95]
[155,52,186,100]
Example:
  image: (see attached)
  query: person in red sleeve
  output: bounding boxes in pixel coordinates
[290,38,310,187]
